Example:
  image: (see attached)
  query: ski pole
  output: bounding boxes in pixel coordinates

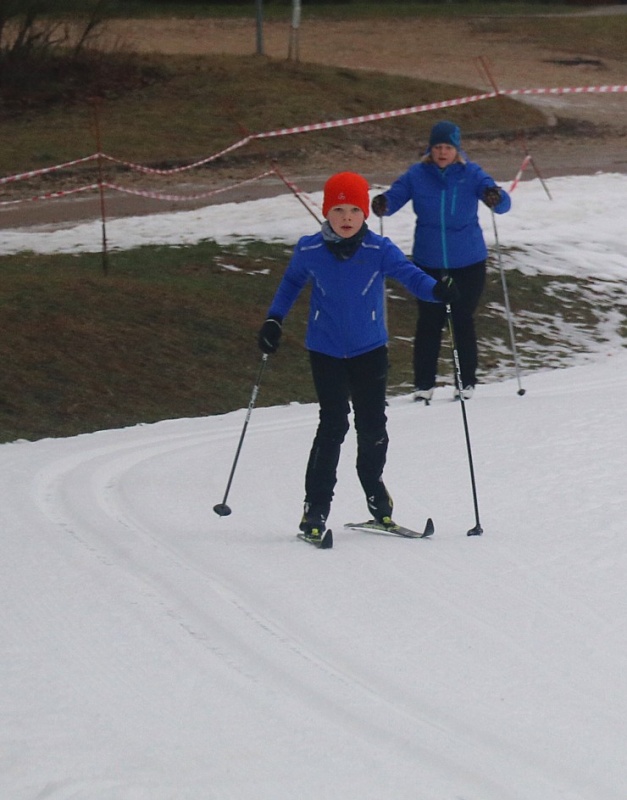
[491,210,525,396]
[213,353,269,517]
[445,304,483,536]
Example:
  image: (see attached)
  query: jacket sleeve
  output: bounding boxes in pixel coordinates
[267,245,310,320]
[382,168,415,216]
[381,238,439,302]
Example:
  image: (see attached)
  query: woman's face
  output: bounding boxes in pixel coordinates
[430,143,458,168]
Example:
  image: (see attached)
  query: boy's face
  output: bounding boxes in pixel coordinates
[326,204,365,239]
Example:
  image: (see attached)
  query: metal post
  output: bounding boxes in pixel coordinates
[90,98,109,275]
[288,0,301,62]
[255,0,264,55]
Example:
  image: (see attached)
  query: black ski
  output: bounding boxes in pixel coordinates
[297,528,333,549]
[344,518,434,539]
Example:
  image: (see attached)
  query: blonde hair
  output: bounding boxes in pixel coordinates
[421,151,466,165]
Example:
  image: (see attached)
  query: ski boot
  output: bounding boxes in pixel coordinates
[299,503,329,543]
[366,484,395,528]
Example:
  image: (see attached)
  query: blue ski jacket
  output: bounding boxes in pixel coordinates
[380,159,511,269]
[267,228,439,359]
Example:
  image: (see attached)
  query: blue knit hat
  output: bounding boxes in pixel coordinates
[428,121,462,149]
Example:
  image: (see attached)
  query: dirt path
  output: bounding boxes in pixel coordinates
[3,13,626,230]
[110,14,627,129]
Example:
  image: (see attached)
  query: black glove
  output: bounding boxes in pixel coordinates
[432,275,460,304]
[371,194,388,217]
[257,315,283,354]
[482,186,502,209]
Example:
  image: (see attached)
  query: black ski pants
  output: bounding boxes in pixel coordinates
[413,260,486,390]
[304,345,389,514]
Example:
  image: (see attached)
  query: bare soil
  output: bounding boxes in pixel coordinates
[4,13,626,229]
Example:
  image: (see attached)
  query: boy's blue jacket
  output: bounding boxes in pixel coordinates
[381,159,511,269]
[268,228,438,359]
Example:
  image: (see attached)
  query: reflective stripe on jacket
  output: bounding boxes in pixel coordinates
[268,229,438,359]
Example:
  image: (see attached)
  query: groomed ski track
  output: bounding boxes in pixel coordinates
[2,358,627,799]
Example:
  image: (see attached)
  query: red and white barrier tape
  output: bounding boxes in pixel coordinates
[1,84,624,187]
[258,91,498,139]
[102,169,275,200]
[0,154,99,186]
[0,183,100,206]
[0,171,275,207]
[506,85,626,97]
[98,136,254,175]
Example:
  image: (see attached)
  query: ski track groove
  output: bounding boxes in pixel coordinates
[4,355,627,797]
[10,420,553,796]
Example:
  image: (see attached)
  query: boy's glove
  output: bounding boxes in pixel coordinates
[371,194,388,217]
[482,186,502,208]
[257,315,283,354]
[432,275,460,304]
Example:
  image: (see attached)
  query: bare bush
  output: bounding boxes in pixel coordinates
[0,1,168,113]
[0,0,115,71]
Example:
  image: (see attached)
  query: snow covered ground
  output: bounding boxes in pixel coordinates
[1,173,627,799]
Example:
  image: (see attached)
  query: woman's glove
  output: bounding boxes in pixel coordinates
[371,194,388,217]
[432,275,460,304]
[482,186,503,209]
[257,315,283,354]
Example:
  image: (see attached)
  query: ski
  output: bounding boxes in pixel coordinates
[344,518,434,539]
[297,528,333,549]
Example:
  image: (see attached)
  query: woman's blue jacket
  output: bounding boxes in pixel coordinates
[381,159,511,269]
[268,228,438,359]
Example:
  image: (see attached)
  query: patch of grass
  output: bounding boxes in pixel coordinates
[476,266,627,379]
[1,242,624,443]
[0,53,547,178]
[0,242,295,441]
[0,50,169,117]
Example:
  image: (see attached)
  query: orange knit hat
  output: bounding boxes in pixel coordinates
[322,172,370,218]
